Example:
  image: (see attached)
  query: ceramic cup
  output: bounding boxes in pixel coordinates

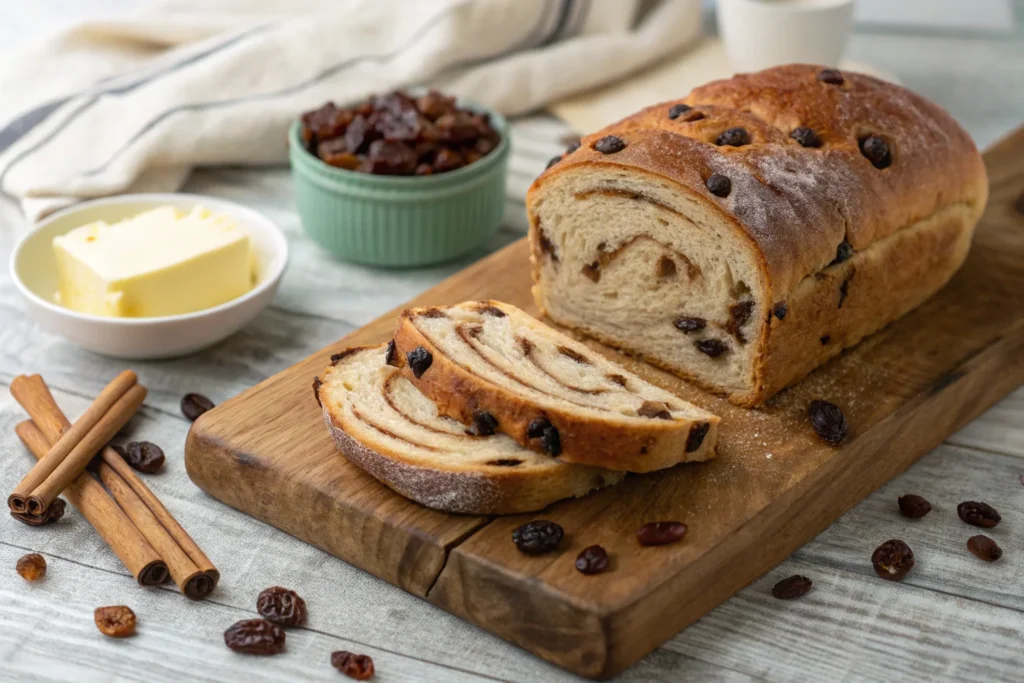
[717,0,856,72]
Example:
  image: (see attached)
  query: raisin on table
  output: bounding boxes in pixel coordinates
[94,606,137,638]
[256,586,307,627]
[332,651,375,680]
[16,553,47,581]
[512,520,564,555]
[223,618,285,655]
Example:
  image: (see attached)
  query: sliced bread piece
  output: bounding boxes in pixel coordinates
[316,345,623,515]
[391,301,720,472]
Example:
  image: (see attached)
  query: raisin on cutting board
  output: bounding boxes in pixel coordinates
[512,520,564,555]
[637,521,687,546]
[575,545,610,575]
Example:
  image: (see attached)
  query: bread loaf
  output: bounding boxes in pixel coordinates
[391,301,719,472]
[317,345,623,515]
[527,65,988,406]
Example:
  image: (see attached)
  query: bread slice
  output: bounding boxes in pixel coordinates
[316,345,623,515]
[391,301,719,473]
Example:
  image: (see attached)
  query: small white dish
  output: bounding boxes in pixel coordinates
[11,193,288,359]
[717,0,856,73]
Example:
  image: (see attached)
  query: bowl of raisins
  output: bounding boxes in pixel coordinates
[291,89,508,267]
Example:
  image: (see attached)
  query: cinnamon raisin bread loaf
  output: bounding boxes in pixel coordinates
[317,345,623,515]
[527,64,988,407]
[391,301,719,472]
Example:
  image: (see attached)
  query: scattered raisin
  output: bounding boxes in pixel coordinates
[727,300,754,337]
[772,575,812,599]
[817,69,844,85]
[472,411,499,436]
[526,417,561,456]
[512,520,564,555]
[966,535,1002,562]
[638,401,672,420]
[716,127,751,147]
[773,302,788,320]
[656,256,677,278]
[16,553,46,581]
[223,619,285,654]
[94,606,137,638]
[790,127,822,148]
[384,340,398,366]
[871,539,914,581]
[557,345,589,363]
[332,651,375,680]
[538,230,558,262]
[575,545,610,575]
[668,103,692,119]
[686,422,711,452]
[545,156,561,170]
[637,521,687,546]
[674,316,706,333]
[313,377,323,407]
[808,400,848,445]
[181,393,215,421]
[898,494,932,519]
[406,347,433,379]
[695,339,728,358]
[838,279,849,308]
[832,240,853,265]
[123,441,165,474]
[256,586,307,627]
[486,459,522,467]
[859,135,892,169]
[957,501,1001,528]
[593,135,626,154]
[706,174,731,198]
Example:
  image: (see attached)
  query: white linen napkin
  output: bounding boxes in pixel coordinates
[0,0,703,222]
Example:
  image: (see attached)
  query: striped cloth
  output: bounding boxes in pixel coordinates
[0,0,702,222]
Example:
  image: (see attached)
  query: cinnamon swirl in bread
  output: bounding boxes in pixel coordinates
[391,301,719,473]
[317,345,623,515]
[527,65,988,406]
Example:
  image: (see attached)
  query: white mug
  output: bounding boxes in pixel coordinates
[717,0,856,72]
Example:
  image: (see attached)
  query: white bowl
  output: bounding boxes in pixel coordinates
[717,0,856,73]
[10,193,288,359]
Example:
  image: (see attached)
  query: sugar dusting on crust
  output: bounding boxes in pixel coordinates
[543,64,985,299]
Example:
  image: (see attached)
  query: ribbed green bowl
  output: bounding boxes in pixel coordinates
[289,105,509,267]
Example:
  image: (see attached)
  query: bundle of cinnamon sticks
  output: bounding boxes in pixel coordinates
[8,372,219,600]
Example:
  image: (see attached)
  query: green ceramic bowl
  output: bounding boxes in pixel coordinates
[289,102,509,267]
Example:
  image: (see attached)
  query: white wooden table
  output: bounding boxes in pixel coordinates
[1,4,1023,682]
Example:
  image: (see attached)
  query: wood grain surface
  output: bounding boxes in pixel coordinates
[186,127,1024,678]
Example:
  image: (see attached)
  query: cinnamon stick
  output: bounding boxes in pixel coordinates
[12,374,219,599]
[8,370,136,514]
[98,445,220,594]
[22,383,146,516]
[15,417,167,586]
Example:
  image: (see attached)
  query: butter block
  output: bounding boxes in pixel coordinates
[53,206,254,318]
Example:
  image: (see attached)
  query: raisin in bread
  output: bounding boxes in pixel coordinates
[390,301,719,473]
[527,64,988,407]
[316,345,623,515]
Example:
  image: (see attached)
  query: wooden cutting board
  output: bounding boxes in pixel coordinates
[186,127,1024,679]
